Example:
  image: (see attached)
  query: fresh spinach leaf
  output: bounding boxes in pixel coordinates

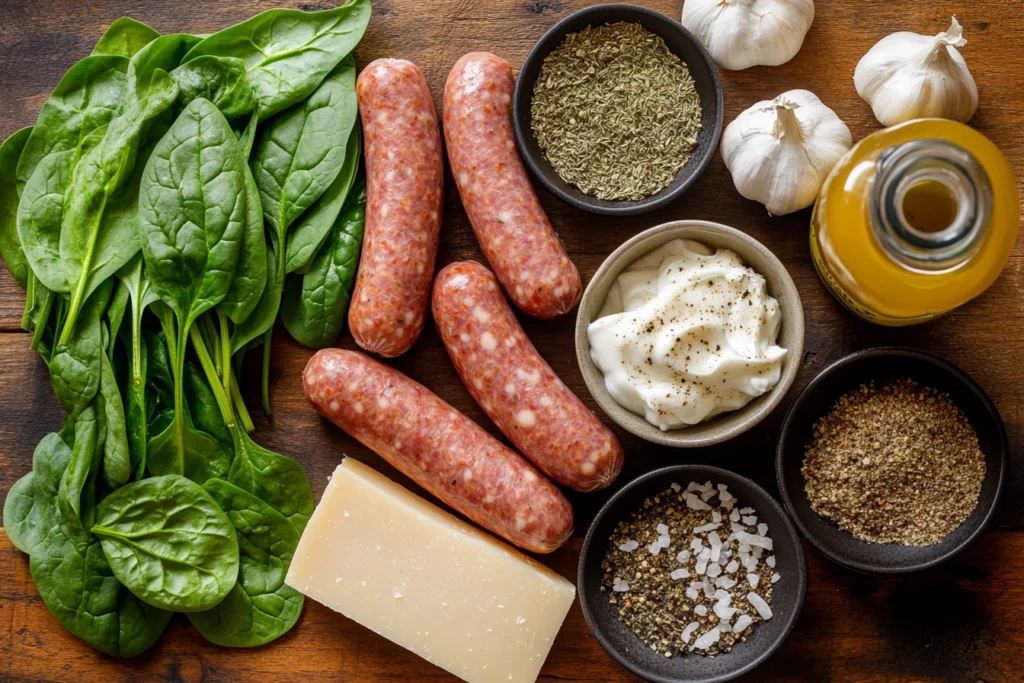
[15,55,129,193]
[185,360,232,448]
[139,97,246,477]
[218,162,267,325]
[58,403,101,542]
[0,127,32,288]
[173,55,256,119]
[282,178,365,349]
[3,432,72,555]
[285,121,361,275]
[182,0,371,120]
[92,474,240,612]
[49,279,113,419]
[188,478,303,647]
[229,238,282,357]
[92,17,161,59]
[98,350,131,490]
[228,430,314,533]
[31,520,172,657]
[252,54,358,277]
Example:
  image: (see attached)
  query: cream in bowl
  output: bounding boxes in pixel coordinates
[575,220,804,448]
[588,239,787,431]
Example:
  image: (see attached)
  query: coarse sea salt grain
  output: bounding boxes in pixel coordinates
[685,587,700,600]
[739,507,755,515]
[671,568,690,580]
[733,614,753,633]
[735,531,773,550]
[707,563,722,578]
[690,538,704,553]
[691,627,720,651]
[730,509,741,522]
[681,622,701,644]
[716,577,737,589]
[700,489,718,502]
[758,523,769,537]
[657,523,669,535]
[658,534,671,548]
[767,555,776,568]
[686,482,702,493]
[677,550,691,563]
[712,511,722,523]
[694,604,708,616]
[685,493,711,511]
[671,482,682,493]
[618,540,639,552]
[742,515,757,525]
[771,572,781,584]
[693,522,721,534]
[747,573,760,588]
[612,578,629,592]
[748,592,773,620]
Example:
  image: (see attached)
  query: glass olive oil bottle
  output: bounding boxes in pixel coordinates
[811,119,1019,325]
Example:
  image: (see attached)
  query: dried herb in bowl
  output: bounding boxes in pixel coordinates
[531,22,702,201]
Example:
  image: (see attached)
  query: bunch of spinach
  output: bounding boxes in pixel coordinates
[1,0,370,657]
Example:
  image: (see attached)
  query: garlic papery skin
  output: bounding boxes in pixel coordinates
[681,0,815,71]
[854,17,979,126]
[721,90,852,216]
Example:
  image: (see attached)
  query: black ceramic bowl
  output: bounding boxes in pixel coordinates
[512,4,723,216]
[579,465,807,683]
[776,347,1007,574]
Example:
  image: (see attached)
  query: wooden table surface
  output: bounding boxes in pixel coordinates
[1,1,1022,681]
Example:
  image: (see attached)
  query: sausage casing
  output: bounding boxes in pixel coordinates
[302,348,575,553]
[349,59,443,357]
[433,261,624,492]
[443,52,582,320]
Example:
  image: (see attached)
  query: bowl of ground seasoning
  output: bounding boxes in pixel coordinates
[513,4,723,215]
[579,465,807,683]
[776,347,1007,574]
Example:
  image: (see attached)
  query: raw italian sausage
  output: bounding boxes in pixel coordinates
[302,348,574,554]
[433,261,624,492]
[349,58,443,357]
[443,52,582,320]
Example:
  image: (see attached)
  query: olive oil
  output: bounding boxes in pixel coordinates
[811,119,1019,325]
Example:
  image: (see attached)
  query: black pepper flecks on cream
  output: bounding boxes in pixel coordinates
[802,378,986,546]
[601,482,779,657]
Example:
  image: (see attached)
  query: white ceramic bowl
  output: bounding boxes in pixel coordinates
[575,220,805,447]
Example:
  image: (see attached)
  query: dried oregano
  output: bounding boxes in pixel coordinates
[531,22,703,201]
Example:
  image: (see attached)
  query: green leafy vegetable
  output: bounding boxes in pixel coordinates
[285,121,361,275]
[182,0,371,120]
[188,479,304,646]
[173,55,257,118]
[92,474,240,612]
[49,279,112,419]
[3,433,72,555]
[0,127,32,287]
[282,179,365,349]
[92,17,161,59]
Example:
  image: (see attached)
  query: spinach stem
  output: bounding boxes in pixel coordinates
[230,374,255,433]
[261,328,273,416]
[30,289,56,352]
[218,312,231,398]
[59,206,108,346]
[131,295,144,387]
[173,323,189,475]
[21,272,36,331]
[189,326,237,431]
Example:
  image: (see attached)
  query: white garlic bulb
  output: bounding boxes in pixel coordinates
[681,0,815,71]
[721,90,852,216]
[855,17,978,126]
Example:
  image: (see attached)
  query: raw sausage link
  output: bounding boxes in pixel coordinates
[349,59,443,357]
[443,52,582,320]
[433,261,624,492]
[303,348,575,554]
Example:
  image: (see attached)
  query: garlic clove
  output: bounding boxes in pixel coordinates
[720,90,852,216]
[682,0,815,71]
[854,16,979,126]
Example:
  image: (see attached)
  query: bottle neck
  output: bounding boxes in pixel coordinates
[870,139,993,271]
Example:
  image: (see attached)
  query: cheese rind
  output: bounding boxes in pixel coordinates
[286,457,576,683]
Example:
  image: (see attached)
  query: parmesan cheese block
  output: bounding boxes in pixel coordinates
[286,457,576,683]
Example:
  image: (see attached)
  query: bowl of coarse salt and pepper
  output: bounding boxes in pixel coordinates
[579,465,807,683]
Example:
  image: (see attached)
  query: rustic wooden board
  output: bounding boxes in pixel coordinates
[1,0,1022,681]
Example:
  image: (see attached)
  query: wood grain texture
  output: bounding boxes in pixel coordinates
[0,0,1022,681]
